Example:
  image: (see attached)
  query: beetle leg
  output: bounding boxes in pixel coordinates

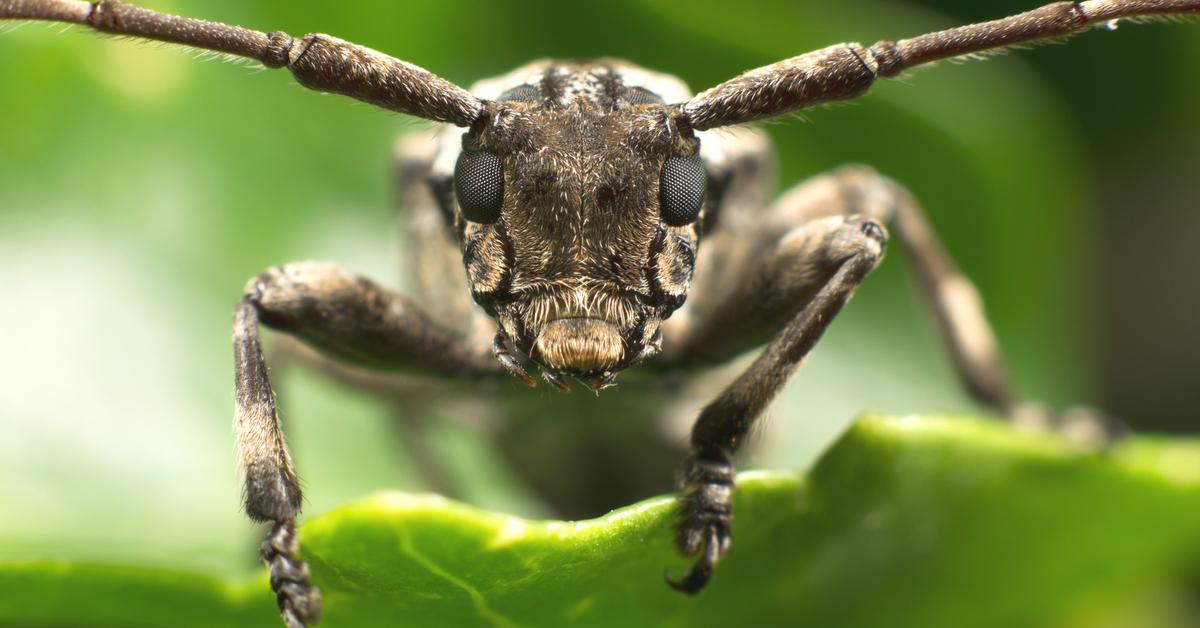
[666,165,1019,415]
[234,298,319,628]
[234,260,500,626]
[670,214,887,593]
[665,165,1124,592]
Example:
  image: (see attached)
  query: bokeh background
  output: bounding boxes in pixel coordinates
[0,0,1197,621]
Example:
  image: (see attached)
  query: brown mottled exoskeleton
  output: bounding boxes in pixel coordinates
[4,1,1198,626]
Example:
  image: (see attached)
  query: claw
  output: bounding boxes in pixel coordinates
[666,526,722,594]
[668,453,735,596]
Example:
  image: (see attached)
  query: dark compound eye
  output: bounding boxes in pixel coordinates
[497,84,541,103]
[623,86,665,105]
[454,150,504,224]
[659,155,706,226]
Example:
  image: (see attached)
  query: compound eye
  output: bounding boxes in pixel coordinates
[659,155,706,226]
[497,84,541,103]
[623,86,665,106]
[454,150,504,224]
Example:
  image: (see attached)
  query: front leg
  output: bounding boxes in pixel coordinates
[233,261,499,627]
[669,215,887,593]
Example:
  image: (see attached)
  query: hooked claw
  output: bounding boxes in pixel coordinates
[666,524,726,594]
[667,454,735,595]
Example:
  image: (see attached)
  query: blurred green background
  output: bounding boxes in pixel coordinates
[0,0,1196,618]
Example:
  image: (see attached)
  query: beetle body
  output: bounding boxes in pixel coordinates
[3,1,1198,625]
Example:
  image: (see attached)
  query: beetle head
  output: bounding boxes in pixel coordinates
[446,65,707,388]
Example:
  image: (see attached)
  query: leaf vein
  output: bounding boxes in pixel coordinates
[396,526,524,628]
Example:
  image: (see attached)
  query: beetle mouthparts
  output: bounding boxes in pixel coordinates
[532,318,624,373]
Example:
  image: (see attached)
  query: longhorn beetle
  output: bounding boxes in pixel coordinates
[2,1,1198,626]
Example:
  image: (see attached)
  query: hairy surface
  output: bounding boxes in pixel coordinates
[431,60,708,387]
[4,2,1198,625]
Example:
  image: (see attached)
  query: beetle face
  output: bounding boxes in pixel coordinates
[449,67,706,387]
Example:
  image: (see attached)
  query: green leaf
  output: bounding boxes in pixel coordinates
[4,415,1199,628]
[0,562,275,628]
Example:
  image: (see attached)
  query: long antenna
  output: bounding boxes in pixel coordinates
[683,0,1200,129]
[0,0,484,126]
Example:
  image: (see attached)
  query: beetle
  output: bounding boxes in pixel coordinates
[2,1,1198,626]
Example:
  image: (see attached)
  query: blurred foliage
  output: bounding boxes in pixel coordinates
[0,0,1198,625]
[4,416,1200,627]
